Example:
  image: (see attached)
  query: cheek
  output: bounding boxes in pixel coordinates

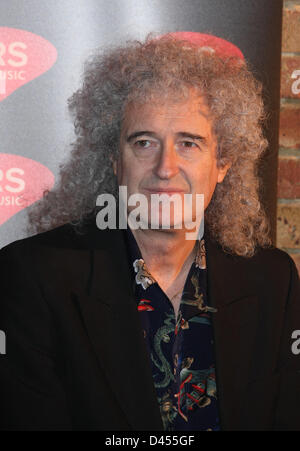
[118,161,141,191]
[191,164,219,197]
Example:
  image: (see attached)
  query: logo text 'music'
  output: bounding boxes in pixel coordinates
[0,28,57,100]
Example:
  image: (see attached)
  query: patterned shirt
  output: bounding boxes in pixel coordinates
[124,227,221,431]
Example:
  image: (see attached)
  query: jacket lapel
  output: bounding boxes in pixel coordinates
[75,225,164,431]
[204,232,260,430]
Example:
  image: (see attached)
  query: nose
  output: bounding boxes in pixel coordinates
[154,138,180,179]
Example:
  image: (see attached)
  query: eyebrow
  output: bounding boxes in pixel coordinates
[126,131,208,142]
[126,131,156,142]
[177,132,207,141]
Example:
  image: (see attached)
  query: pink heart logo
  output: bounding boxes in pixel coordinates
[0,154,55,225]
[157,32,245,60]
[0,28,57,101]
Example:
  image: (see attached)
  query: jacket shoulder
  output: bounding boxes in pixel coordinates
[252,245,298,277]
[0,221,98,255]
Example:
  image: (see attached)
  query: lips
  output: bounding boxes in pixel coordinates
[144,188,186,194]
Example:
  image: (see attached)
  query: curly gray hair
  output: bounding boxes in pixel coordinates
[27,33,272,257]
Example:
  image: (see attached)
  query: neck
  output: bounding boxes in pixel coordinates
[130,227,197,283]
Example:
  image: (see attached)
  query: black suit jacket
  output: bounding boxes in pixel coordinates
[0,220,299,431]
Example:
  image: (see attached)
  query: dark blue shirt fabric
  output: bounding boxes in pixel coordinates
[124,227,221,431]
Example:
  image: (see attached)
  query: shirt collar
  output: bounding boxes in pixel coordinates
[124,226,206,289]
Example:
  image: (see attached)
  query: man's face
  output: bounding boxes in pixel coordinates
[114,92,230,230]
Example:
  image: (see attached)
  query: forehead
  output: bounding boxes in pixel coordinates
[121,91,214,135]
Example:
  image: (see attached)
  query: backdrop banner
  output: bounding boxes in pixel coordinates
[0,0,283,248]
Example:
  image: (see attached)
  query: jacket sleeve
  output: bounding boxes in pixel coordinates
[273,254,300,431]
[0,241,72,431]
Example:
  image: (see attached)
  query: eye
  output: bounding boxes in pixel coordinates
[183,141,196,147]
[134,139,151,148]
[177,141,199,150]
[133,139,159,150]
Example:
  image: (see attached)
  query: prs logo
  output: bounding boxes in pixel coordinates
[0,28,57,101]
[0,154,55,226]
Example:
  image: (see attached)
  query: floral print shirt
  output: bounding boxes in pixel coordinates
[124,227,221,431]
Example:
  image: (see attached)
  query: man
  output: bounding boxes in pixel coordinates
[0,32,299,431]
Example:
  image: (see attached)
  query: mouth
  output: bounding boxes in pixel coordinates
[143,188,186,195]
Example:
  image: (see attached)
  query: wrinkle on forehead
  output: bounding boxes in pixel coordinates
[122,90,212,128]
[119,93,217,153]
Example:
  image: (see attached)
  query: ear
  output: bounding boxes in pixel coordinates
[113,160,117,176]
[217,162,231,184]
[109,155,118,176]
